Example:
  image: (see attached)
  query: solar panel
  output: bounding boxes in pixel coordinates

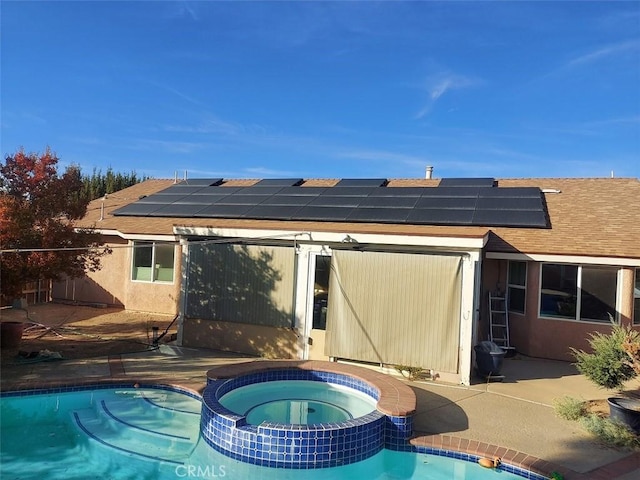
[174,193,231,205]
[359,196,419,208]
[477,187,541,198]
[346,208,411,223]
[292,206,354,221]
[234,186,285,195]
[407,208,475,225]
[244,205,302,220]
[193,186,243,195]
[176,178,223,186]
[193,204,254,218]
[277,187,327,196]
[321,187,376,197]
[421,186,480,198]
[252,178,304,187]
[367,187,424,197]
[115,177,548,228]
[258,195,313,207]
[335,178,388,187]
[439,178,495,187]
[476,196,543,210]
[308,196,364,208]
[151,204,209,216]
[155,185,209,195]
[472,209,548,227]
[415,197,477,209]
[136,194,186,204]
[216,194,271,205]
[112,203,164,216]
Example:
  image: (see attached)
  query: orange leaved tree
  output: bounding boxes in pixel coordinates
[0,147,110,303]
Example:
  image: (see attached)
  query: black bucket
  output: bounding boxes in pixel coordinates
[474,341,506,377]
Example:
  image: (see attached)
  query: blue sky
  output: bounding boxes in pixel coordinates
[2,1,639,180]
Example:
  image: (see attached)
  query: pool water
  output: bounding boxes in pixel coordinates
[218,380,376,424]
[0,387,537,480]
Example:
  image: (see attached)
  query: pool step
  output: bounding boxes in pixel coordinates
[99,398,200,438]
[138,390,201,415]
[109,389,202,415]
[71,399,199,465]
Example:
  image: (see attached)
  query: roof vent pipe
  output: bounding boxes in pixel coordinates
[425,166,434,179]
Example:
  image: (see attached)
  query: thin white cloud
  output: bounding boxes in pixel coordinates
[164,117,244,136]
[565,40,640,69]
[127,139,208,154]
[147,81,204,108]
[415,72,482,119]
[533,39,640,83]
[583,115,640,127]
[165,1,199,22]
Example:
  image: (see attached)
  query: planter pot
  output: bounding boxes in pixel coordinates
[0,321,25,349]
[608,397,640,434]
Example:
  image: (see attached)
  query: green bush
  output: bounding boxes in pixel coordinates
[571,325,638,390]
[553,396,587,421]
[394,365,424,381]
[580,414,640,449]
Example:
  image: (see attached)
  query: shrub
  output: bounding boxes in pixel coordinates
[553,396,586,421]
[394,365,424,381]
[580,414,640,449]
[571,325,638,390]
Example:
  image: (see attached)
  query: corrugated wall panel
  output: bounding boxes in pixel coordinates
[325,250,462,372]
[186,243,295,327]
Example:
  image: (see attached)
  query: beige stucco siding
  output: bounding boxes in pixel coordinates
[181,318,298,358]
[52,236,180,315]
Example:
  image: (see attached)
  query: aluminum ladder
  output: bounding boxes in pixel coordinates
[488,293,511,349]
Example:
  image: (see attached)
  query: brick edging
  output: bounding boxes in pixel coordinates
[411,433,640,480]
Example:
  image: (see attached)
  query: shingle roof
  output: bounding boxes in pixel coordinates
[488,178,640,259]
[77,177,640,259]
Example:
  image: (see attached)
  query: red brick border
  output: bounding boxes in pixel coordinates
[411,433,640,480]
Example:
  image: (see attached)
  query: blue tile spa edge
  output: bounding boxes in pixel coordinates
[200,368,405,469]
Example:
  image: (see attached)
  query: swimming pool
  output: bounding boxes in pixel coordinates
[0,384,547,480]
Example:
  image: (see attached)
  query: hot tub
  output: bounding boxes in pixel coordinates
[200,360,416,469]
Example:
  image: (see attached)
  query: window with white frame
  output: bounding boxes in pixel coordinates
[634,269,640,325]
[539,263,618,323]
[131,241,175,283]
[507,261,527,314]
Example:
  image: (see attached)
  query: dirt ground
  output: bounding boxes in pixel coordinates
[0,303,177,362]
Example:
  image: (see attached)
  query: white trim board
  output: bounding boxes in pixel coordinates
[486,252,640,267]
[173,226,489,251]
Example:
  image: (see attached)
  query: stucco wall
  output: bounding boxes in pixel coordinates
[181,318,299,359]
[52,236,128,307]
[52,236,180,315]
[308,328,328,360]
[484,260,638,362]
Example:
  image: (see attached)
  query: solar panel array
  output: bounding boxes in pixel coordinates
[112,178,548,228]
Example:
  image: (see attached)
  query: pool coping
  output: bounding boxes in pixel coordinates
[206,359,416,417]
[2,355,638,479]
